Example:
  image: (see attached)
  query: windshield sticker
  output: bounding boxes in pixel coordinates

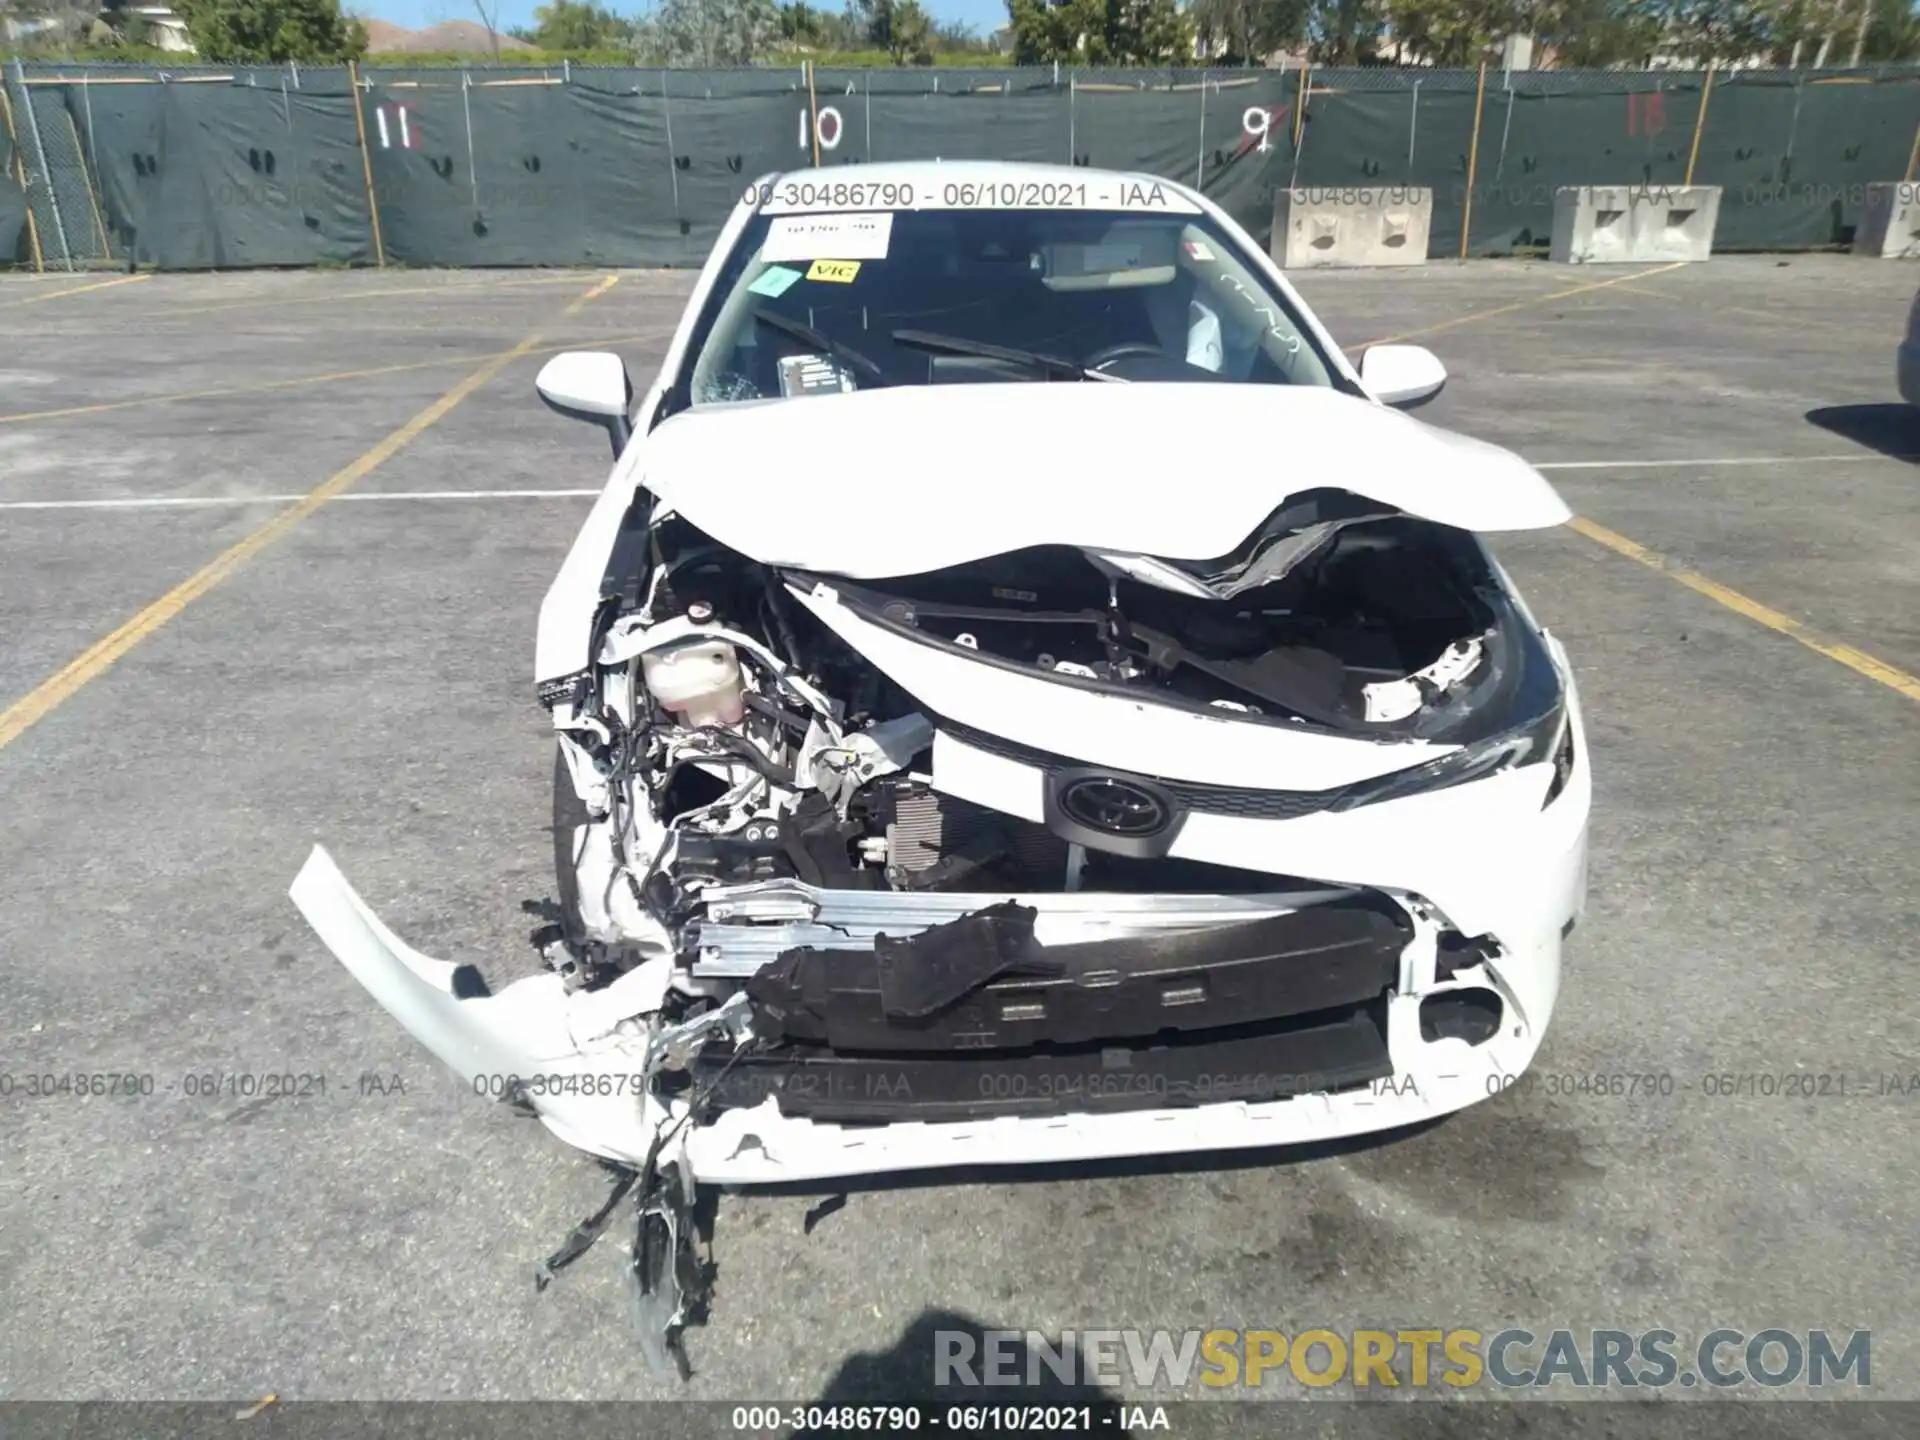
[747,265,805,297]
[777,354,856,397]
[805,259,861,284]
[762,211,894,262]
[1183,238,1216,261]
[750,176,1202,217]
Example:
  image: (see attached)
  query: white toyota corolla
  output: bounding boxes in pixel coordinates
[292,160,1590,1368]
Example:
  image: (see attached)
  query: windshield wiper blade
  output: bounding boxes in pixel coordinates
[754,310,890,386]
[889,329,1119,382]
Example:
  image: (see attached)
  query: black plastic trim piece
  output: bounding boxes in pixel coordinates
[743,900,1407,1052]
[698,1006,1393,1124]
[1419,988,1504,1045]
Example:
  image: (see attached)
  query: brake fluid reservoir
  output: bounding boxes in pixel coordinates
[642,639,745,728]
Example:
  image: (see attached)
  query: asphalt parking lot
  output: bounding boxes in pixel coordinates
[1,255,1916,1408]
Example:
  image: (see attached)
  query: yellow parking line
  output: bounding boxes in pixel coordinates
[0,273,151,309]
[0,273,622,753]
[0,327,670,425]
[144,272,608,319]
[1606,279,1780,324]
[1356,261,1691,348]
[1568,516,1920,704]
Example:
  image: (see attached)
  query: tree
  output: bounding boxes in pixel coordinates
[1006,0,1091,61]
[1191,0,1307,62]
[1535,0,1663,64]
[529,0,634,48]
[1005,0,1193,63]
[471,0,502,58]
[857,0,933,60]
[634,0,780,63]
[932,15,992,49]
[4,0,135,50]
[1757,0,1901,64]
[1122,0,1194,57]
[1855,0,1920,60]
[1383,0,1525,64]
[1305,0,1384,61]
[174,0,368,61]
[777,0,823,41]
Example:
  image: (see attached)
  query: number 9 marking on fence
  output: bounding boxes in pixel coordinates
[1243,106,1271,153]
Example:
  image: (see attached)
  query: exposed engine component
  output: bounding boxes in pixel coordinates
[544,502,1555,998]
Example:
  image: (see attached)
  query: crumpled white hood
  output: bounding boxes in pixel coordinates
[638,383,1570,579]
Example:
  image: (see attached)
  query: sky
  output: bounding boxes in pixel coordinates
[368,0,1009,40]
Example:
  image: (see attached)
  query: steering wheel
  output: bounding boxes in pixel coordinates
[1084,340,1170,372]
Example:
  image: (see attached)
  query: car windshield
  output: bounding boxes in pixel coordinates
[678,204,1342,410]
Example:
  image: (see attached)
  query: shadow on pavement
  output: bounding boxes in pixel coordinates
[793,1308,1125,1431]
[1805,403,1920,461]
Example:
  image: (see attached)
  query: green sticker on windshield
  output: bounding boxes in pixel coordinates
[749,265,804,298]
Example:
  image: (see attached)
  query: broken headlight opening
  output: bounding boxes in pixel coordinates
[785,500,1559,748]
[1326,662,1570,813]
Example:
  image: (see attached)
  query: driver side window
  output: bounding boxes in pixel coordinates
[1182,225,1330,387]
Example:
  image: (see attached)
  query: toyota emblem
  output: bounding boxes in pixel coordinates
[1058,777,1170,837]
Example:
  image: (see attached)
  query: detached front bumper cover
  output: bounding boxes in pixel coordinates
[292,845,1549,1184]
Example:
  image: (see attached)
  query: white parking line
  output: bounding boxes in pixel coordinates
[5,452,1906,513]
[0,489,601,511]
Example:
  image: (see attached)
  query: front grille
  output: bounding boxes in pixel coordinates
[938,721,1350,821]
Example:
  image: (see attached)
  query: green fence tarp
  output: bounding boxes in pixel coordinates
[5,63,1918,270]
[0,170,24,262]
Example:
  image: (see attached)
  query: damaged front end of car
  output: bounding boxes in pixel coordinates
[291,470,1589,1372]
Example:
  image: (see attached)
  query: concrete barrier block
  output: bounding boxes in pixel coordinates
[1853,183,1920,259]
[1270,187,1431,269]
[1549,185,1721,264]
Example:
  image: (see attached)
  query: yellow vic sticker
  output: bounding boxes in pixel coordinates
[806,259,861,283]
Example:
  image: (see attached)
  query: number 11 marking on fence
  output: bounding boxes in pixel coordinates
[374,103,418,151]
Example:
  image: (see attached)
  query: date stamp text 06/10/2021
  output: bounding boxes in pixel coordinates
[2,1067,1915,1104]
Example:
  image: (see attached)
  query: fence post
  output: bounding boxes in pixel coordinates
[11,58,74,271]
[346,60,387,268]
[1194,71,1207,188]
[1,78,46,272]
[1906,113,1920,182]
[461,70,479,211]
[1292,61,1309,149]
[806,60,820,168]
[1407,78,1420,175]
[1684,62,1716,187]
[1459,60,1487,261]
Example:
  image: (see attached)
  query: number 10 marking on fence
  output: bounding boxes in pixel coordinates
[800,105,843,154]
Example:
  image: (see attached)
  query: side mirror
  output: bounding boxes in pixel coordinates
[1359,344,1448,409]
[536,351,633,456]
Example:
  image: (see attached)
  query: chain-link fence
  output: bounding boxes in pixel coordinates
[4,58,1918,270]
